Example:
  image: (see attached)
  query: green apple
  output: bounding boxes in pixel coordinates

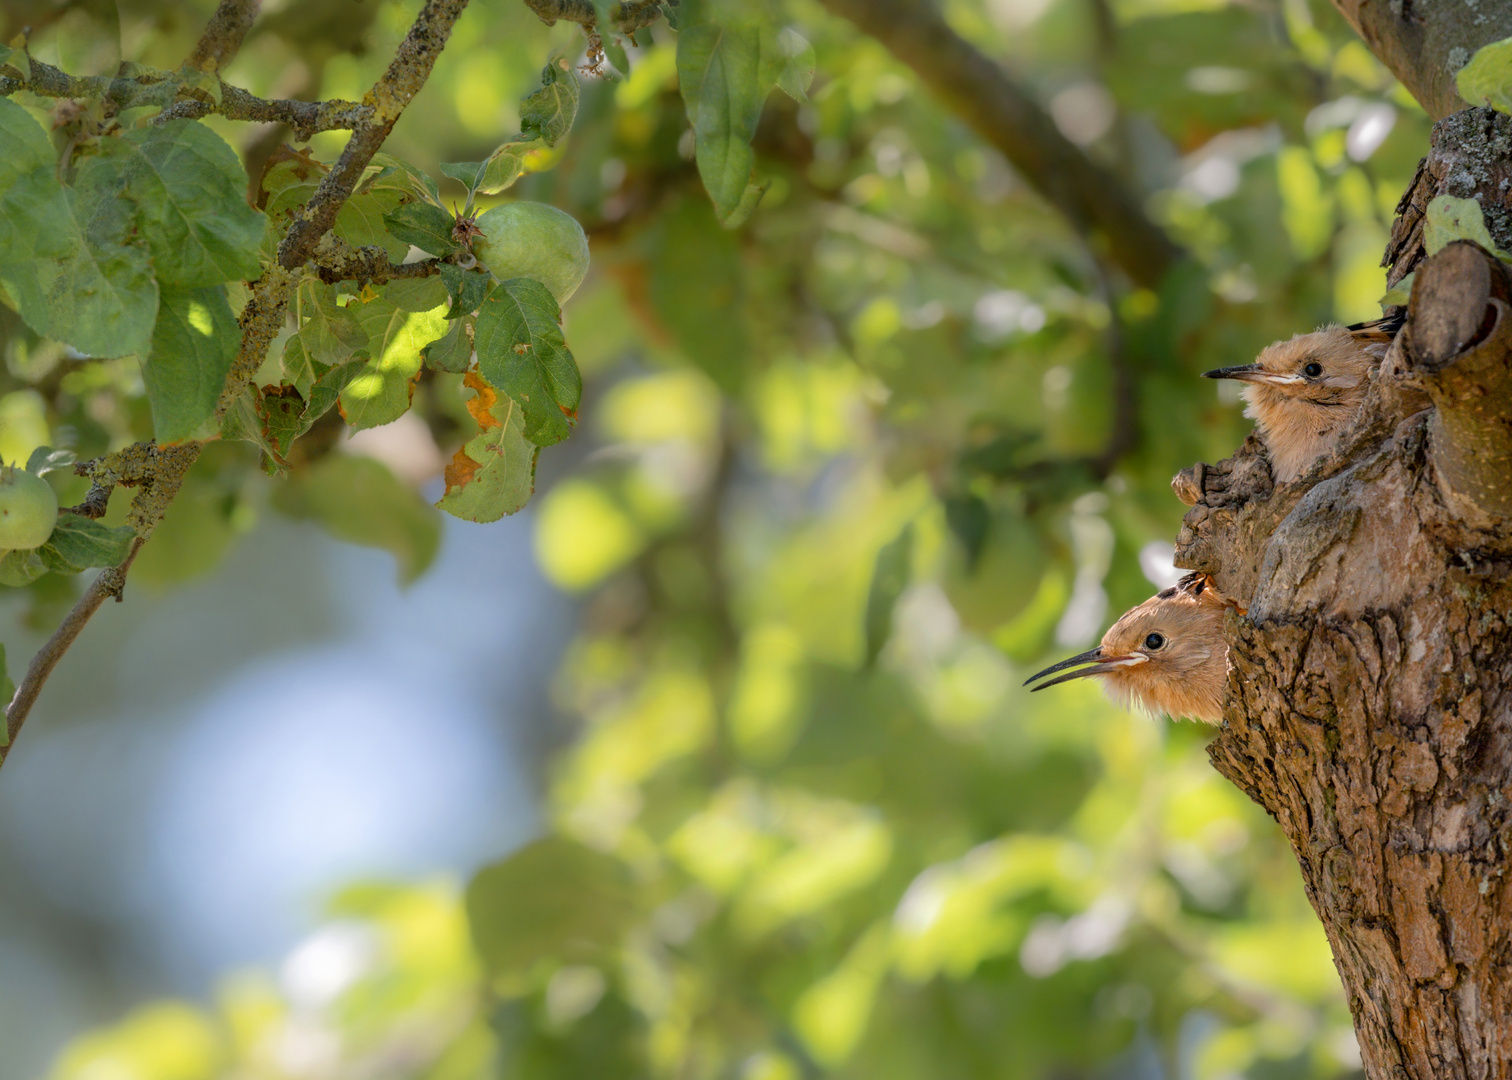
[473,201,590,304]
[0,465,58,550]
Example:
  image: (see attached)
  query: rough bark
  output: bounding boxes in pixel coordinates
[1172,111,1512,1078]
[1326,0,1512,120]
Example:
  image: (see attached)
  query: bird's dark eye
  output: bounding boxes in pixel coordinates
[1303,361,1323,378]
[1144,632,1166,650]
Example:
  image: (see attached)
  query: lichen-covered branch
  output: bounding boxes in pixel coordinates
[278,0,471,268]
[520,0,666,35]
[187,0,262,72]
[0,57,371,140]
[1327,0,1512,120]
[816,0,1181,289]
[311,241,443,286]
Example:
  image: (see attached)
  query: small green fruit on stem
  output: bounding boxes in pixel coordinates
[473,201,590,304]
[0,464,59,550]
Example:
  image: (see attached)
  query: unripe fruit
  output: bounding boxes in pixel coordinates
[0,466,58,550]
[473,202,589,304]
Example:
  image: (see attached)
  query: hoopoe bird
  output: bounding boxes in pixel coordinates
[1202,315,1402,482]
[1023,573,1238,724]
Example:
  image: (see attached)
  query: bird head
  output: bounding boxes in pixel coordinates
[1202,321,1395,480]
[1023,574,1232,723]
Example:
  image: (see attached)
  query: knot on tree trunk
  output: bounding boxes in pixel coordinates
[1170,110,1512,1079]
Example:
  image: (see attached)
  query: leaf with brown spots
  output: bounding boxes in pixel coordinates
[436,372,538,522]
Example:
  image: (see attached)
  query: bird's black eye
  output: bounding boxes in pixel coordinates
[1303,361,1323,378]
[1144,632,1166,650]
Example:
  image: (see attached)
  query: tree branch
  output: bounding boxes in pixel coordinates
[520,0,666,35]
[187,0,262,72]
[1327,0,1512,121]
[278,0,472,268]
[3,0,475,765]
[816,0,1181,289]
[1,443,200,768]
[0,57,372,141]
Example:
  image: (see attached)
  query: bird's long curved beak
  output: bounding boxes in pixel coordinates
[1202,364,1302,385]
[1023,648,1147,691]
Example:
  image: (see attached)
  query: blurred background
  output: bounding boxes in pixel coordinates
[0,0,1428,1075]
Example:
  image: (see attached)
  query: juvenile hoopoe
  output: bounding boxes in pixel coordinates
[1203,315,1402,482]
[1023,573,1237,724]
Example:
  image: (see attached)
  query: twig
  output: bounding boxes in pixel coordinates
[3,0,475,765]
[2,443,201,768]
[520,0,666,34]
[0,57,372,141]
[816,0,1181,289]
[1,539,147,765]
[187,0,262,72]
[312,244,443,286]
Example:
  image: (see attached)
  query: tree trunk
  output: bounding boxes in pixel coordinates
[1173,109,1512,1078]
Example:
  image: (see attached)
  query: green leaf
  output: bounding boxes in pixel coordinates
[519,56,581,147]
[864,523,913,668]
[775,27,815,102]
[25,447,75,477]
[383,201,462,256]
[336,189,410,260]
[439,263,493,318]
[364,153,442,206]
[440,160,486,193]
[0,99,50,191]
[294,279,369,366]
[272,454,440,584]
[43,515,134,571]
[338,296,449,430]
[75,120,266,287]
[145,285,238,443]
[0,164,158,359]
[423,318,474,373]
[379,276,449,313]
[436,372,538,521]
[0,549,47,587]
[466,837,638,977]
[676,2,784,226]
[1424,195,1510,259]
[306,357,368,422]
[473,277,581,446]
[1457,36,1512,114]
[0,43,31,81]
[475,137,541,196]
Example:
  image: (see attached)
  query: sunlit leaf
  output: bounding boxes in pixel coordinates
[1457,36,1512,114]
[145,286,238,444]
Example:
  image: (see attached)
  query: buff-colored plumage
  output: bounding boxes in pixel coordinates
[1024,573,1236,724]
[1203,319,1398,482]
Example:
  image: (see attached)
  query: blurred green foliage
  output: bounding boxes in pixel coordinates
[0,0,1437,1074]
